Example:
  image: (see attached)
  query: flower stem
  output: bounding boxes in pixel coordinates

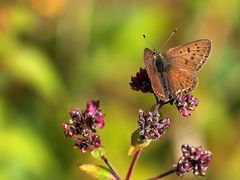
[125,148,143,180]
[101,155,121,180]
[147,168,176,180]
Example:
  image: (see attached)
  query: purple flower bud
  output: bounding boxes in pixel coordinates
[179,107,191,117]
[92,134,101,148]
[74,138,89,153]
[84,100,105,129]
[174,144,212,177]
[191,96,199,106]
[138,109,171,141]
[69,108,80,118]
[130,68,153,93]
[73,135,101,153]
[95,113,105,129]
[86,100,100,116]
[175,93,199,117]
[62,122,77,137]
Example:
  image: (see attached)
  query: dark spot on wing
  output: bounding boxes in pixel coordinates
[187,47,190,52]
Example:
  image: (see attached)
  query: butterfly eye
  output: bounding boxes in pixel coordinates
[153,50,160,55]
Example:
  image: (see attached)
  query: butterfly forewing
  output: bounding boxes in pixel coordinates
[166,66,198,99]
[164,39,211,71]
[144,48,169,101]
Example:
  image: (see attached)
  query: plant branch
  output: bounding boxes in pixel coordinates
[147,168,176,180]
[102,155,121,180]
[125,148,143,180]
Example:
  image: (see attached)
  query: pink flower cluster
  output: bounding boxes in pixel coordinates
[62,100,105,152]
[174,144,212,176]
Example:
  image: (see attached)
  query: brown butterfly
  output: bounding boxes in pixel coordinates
[144,39,211,102]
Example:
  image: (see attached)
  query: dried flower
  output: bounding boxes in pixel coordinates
[174,144,212,177]
[62,100,105,152]
[175,93,199,117]
[138,109,171,141]
[130,68,153,93]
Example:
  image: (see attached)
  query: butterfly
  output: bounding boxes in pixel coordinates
[144,39,211,102]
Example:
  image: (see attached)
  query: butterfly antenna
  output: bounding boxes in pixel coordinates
[161,28,178,50]
[143,34,155,49]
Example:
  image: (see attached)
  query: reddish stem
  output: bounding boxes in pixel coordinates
[125,148,143,180]
[147,168,176,180]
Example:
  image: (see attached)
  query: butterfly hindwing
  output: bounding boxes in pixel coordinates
[166,66,198,98]
[164,39,211,71]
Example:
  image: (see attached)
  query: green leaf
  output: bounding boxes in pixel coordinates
[79,164,115,180]
[128,129,152,156]
[91,147,105,160]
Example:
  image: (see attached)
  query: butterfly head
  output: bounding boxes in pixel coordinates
[152,50,160,56]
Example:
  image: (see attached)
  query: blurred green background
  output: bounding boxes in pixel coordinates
[1,0,240,180]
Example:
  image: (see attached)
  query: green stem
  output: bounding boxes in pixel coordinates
[102,155,121,180]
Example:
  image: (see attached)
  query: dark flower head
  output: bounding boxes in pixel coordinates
[62,100,105,152]
[175,92,199,117]
[130,68,153,93]
[138,109,171,141]
[174,144,212,177]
